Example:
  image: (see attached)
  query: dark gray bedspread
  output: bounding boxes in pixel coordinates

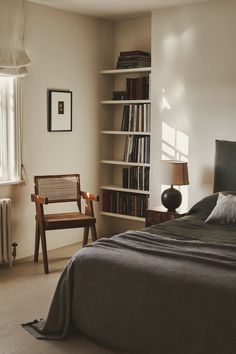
[23,211,236,354]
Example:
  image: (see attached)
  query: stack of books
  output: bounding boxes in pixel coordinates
[116,50,151,69]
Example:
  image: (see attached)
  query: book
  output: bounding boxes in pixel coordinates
[122,167,129,188]
[103,191,111,212]
[121,105,129,131]
[112,91,127,100]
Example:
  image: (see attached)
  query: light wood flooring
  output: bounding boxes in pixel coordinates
[0,243,121,354]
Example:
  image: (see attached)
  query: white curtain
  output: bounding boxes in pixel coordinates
[0,77,21,182]
[0,0,29,183]
[0,0,30,77]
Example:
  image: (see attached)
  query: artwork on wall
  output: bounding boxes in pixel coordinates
[48,89,72,132]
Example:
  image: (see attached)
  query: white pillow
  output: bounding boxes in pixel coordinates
[205,192,236,224]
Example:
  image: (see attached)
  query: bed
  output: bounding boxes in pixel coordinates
[23,140,236,354]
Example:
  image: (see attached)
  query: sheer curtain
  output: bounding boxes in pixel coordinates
[0,77,21,183]
[0,0,30,76]
[0,0,30,183]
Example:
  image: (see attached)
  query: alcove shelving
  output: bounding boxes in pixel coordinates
[100,66,151,222]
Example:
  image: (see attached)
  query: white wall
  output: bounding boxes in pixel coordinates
[151,0,236,209]
[0,2,113,259]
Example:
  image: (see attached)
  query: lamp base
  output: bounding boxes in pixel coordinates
[161,186,182,212]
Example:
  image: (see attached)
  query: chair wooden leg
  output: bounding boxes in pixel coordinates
[34,222,40,262]
[83,226,89,246]
[39,228,49,274]
[91,224,97,243]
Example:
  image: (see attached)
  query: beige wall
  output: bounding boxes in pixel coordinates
[2,0,236,258]
[0,2,113,259]
[151,0,236,209]
[114,17,151,67]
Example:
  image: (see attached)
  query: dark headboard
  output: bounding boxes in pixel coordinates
[213,140,236,192]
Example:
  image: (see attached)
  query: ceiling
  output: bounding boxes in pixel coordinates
[29,0,214,19]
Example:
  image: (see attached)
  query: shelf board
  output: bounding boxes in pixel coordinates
[100,185,150,194]
[101,67,152,75]
[101,100,151,105]
[101,130,151,136]
[101,211,145,222]
[101,160,150,167]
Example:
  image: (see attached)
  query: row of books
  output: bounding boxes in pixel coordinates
[122,166,150,191]
[126,77,149,100]
[116,50,151,69]
[102,191,149,217]
[121,104,151,132]
[123,135,150,163]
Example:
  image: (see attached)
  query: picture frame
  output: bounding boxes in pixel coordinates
[48,89,72,132]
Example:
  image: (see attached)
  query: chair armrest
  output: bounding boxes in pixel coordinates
[31,194,48,205]
[80,191,99,202]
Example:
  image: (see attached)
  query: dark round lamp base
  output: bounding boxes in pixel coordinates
[161,187,182,212]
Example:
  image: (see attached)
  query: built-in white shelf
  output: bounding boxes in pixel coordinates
[100,64,151,224]
[101,160,151,167]
[101,100,151,105]
[101,211,145,222]
[101,67,152,75]
[100,185,150,194]
[101,130,151,136]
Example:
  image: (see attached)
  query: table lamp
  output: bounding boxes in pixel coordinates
[159,160,189,212]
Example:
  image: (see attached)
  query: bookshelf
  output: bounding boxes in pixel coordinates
[100,66,151,222]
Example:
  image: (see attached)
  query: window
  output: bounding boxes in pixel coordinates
[0,77,21,184]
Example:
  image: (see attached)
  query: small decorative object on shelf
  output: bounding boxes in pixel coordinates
[112,91,128,100]
[159,160,189,212]
[145,206,187,227]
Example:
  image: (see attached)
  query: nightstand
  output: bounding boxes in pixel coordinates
[145,205,187,227]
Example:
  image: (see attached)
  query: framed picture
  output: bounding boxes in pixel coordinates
[48,89,72,132]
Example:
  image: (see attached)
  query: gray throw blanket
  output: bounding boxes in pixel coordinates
[23,226,236,354]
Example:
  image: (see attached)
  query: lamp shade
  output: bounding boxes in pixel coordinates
[159,160,189,186]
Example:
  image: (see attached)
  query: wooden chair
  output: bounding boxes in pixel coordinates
[31,174,99,274]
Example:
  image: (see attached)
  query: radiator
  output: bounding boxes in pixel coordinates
[0,198,12,266]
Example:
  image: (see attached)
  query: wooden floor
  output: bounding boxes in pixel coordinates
[0,243,121,354]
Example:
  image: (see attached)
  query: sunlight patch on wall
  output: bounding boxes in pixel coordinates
[161,88,171,111]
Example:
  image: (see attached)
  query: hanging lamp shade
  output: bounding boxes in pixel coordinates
[0,0,30,77]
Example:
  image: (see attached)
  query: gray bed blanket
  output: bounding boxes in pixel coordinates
[23,225,236,354]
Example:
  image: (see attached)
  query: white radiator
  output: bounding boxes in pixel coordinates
[0,198,12,266]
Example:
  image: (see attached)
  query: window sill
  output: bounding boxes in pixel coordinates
[0,180,25,186]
